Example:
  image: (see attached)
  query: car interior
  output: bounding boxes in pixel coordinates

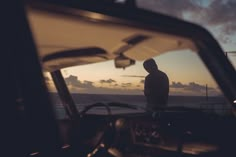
[1,0,236,157]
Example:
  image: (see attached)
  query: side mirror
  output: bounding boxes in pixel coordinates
[114,56,135,69]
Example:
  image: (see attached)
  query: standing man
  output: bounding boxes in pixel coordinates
[143,58,169,111]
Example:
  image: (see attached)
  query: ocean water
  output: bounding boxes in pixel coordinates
[49,93,231,119]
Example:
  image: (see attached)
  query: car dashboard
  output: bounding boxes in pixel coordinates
[57,109,225,157]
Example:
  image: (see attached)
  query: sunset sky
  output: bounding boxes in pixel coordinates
[45,50,222,96]
[40,0,235,96]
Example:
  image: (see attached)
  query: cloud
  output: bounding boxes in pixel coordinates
[65,75,95,88]
[65,83,143,95]
[170,81,219,95]
[137,0,236,44]
[82,80,95,88]
[170,81,187,88]
[185,82,208,91]
[204,1,236,28]
[198,0,236,41]
[137,0,201,19]
[63,76,143,94]
[99,79,116,84]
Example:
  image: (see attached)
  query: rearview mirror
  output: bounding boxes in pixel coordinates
[114,56,135,69]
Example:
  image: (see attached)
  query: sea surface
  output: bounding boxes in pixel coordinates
[48,93,232,119]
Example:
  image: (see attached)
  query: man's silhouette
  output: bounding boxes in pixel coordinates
[143,58,169,111]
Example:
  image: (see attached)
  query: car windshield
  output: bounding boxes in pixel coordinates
[44,51,232,119]
[26,2,234,119]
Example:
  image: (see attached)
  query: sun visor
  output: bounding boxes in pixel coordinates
[41,47,109,72]
[43,56,108,72]
[122,36,197,61]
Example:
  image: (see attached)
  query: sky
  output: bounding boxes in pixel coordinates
[45,50,222,96]
[137,0,236,52]
[43,0,235,96]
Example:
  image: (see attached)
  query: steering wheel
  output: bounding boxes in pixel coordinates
[70,102,146,157]
[79,102,112,116]
[68,102,112,156]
